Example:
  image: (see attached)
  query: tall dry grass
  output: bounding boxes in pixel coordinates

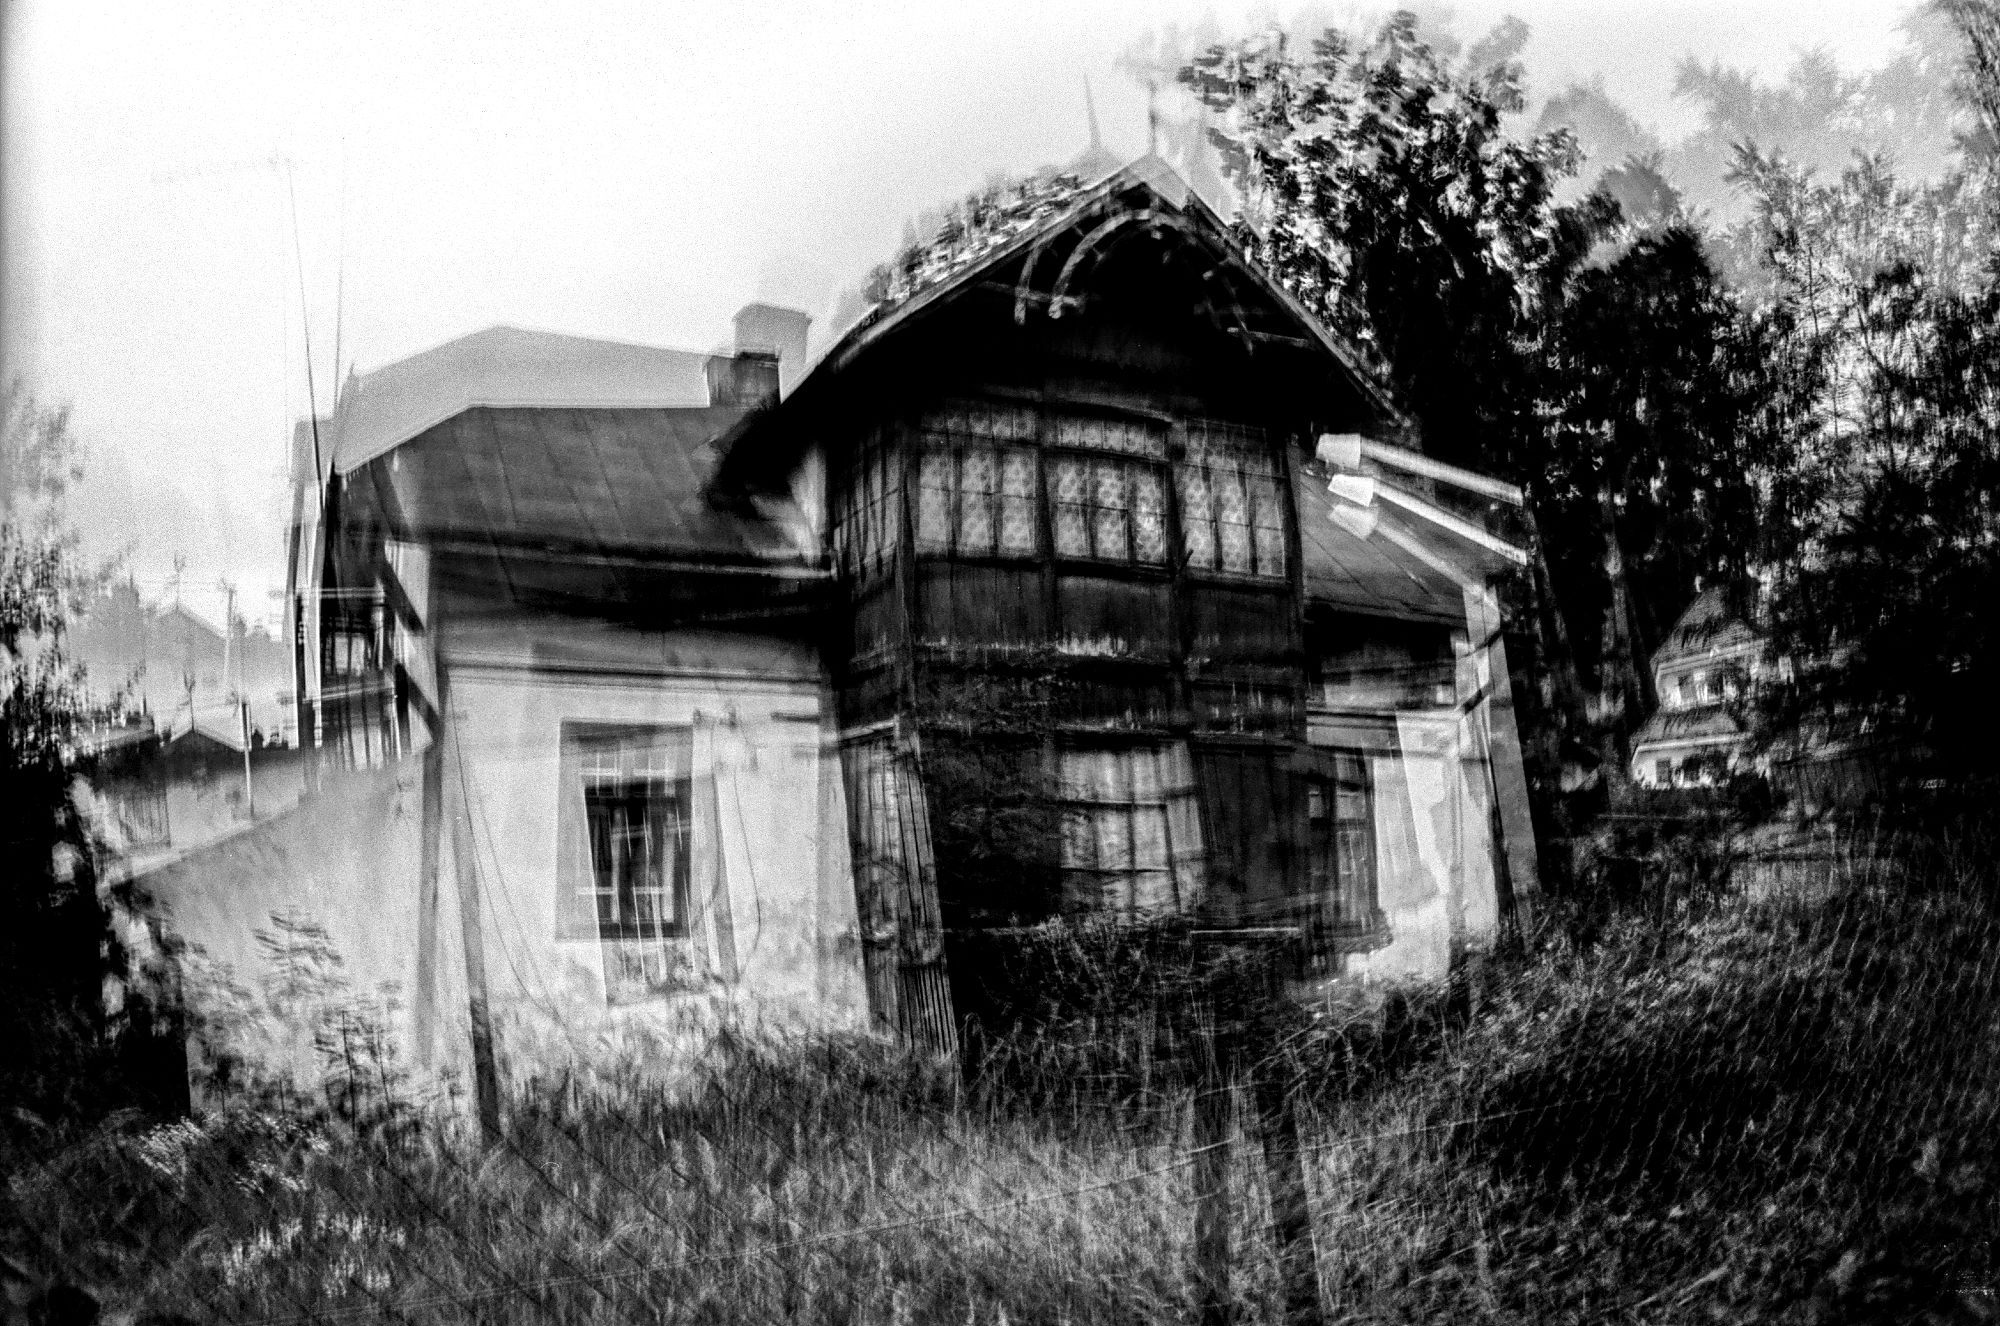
[6,816,1997,1324]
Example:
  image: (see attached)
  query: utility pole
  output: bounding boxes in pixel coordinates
[240,698,255,818]
[221,580,254,816]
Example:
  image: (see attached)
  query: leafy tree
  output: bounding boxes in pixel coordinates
[1180,15,1763,798]
[1,379,174,1134]
[1733,134,2000,777]
[1540,227,1767,721]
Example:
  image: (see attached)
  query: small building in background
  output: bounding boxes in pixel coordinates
[83,712,306,871]
[1628,587,1770,788]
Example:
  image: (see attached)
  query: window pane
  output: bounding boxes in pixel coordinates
[1055,415,1164,457]
[1178,467,1216,569]
[998,449,1036,553]
[1132,468,1167,564]
[1061,807,1096,870]
[916,451,952,552]
[1091,461,1128,560]
[1132,805,1169,870]
[1250,475,1287,575]
[1051,457,1089,556]
[959,448,996,553]
[1094,807,1132,871]
[584,782,681,939]
[1254,526,1285,575]
[1215,468,1248,525]
[1128,747,1162,798]
[1219,515,1252,573]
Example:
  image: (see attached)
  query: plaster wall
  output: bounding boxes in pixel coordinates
[436,624,870,1094]
[136,762,474,1111]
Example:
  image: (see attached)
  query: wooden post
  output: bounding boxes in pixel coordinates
[239,698,255,817]
[1252,1052,1322,1326]
[412,727,445,1064]
[439,671,503,1144]
[1192,1033,1234,1326]
[1199,936,1325,1326]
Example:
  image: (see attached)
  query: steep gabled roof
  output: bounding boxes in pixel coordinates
[718,153,1408,495]
[328,326,713,476]
[1654,586,1762,667]
[846,154,1401,418]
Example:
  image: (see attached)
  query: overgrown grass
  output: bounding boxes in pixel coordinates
[7,821,1998,1324]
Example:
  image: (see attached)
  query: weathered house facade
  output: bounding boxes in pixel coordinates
[145,156,1540,1096]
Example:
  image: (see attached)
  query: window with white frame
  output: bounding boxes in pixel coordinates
[557,724,693,943]
[1056,743,1205,920]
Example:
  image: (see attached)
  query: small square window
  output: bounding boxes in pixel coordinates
[583,780,685,939]
[557,724,692,945]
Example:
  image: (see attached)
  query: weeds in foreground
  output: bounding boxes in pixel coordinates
[6,833,1998,1324]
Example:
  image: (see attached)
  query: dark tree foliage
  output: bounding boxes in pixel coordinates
[1179,14,1762,776]
[1541,227,1767,686]
[1179,15,1611,481]
[1736,143,2000,772]
[1,380,177,1137]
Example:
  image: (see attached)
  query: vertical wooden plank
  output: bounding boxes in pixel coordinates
[839,737,901,1036]
[1464,584,1540,927]
[893,721,959,1059]
[439,670,503,1144]
[412,732,444,1065]
[1249,945,1324,1326]
[1192,1051,1235,1326]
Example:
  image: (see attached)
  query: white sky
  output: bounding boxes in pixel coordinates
[1,0,1921,632]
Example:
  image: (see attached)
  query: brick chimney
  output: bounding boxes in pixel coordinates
[732,303,811,395]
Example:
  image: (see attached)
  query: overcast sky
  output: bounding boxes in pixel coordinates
[1,0,1919,634]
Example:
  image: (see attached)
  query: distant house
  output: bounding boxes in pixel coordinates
[143,155,1543,1099]
[70,588,296,744]
[83,712,306,869]
[1628,587,1772,788]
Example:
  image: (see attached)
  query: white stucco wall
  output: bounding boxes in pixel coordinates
[137,761,476,1112]
[1338,583,1532,989]
[436,622,870,1094]
[141,619,871,1108]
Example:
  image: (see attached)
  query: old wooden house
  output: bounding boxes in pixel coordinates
[144,155,1539,1097]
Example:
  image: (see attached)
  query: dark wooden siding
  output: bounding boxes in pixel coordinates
[1054,573,1174,658]
[912,563,1048,647]
[1192,742,1304,927]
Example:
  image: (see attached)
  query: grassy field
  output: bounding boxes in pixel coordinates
[6,822,1998,1325]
